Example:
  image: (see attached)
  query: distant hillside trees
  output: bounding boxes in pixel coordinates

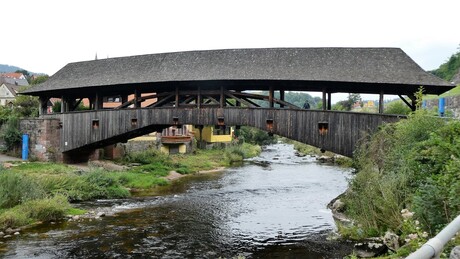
[251,91,321,108]
[431,47,460,82]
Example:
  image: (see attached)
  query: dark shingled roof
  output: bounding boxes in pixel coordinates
[23,48,454,96]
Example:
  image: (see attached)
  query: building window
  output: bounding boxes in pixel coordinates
[214,125,231,135]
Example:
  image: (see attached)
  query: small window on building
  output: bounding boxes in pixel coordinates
[214,125,231,135]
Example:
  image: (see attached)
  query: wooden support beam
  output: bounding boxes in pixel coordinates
[269,86,274,108]
[280,90,285,108]
[175,86,179,108]
[134,89,141,108]
[204,95,220,105]
[220,86,225,108]
[399,94,416,111]
[229,91,299,109]
[322,90,327,110]
[116,99,134,109]
[197,86,201,109]
[149,94,175,108]
[327,92,332,110]
[181,96,195,104]
[121,95,128,104]
[225,99,234,106]
[408,94,417,111]
[39,96,48,115]
[225,91,257,107]
[379,91,384,114]
[71,98,83,111]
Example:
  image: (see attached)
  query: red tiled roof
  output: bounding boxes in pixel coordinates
[1,73,24,79]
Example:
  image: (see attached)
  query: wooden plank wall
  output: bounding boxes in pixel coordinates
[46,107,403,157]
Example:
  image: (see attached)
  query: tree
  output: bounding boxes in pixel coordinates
[333,93,362,111]
[30,75,49,85]
[12,95,39,118]
[384,100,412,115]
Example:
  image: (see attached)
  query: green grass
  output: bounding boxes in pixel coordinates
[9,162,75,174]
[170,149,229,172]
[109,172,168,189]
[66,207,86,215]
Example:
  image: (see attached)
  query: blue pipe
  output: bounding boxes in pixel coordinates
[22,134,29,160]
[439,98,445,117]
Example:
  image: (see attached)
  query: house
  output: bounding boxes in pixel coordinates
[0,73,29,87]
[160,125,194,154]
[0,82,20,106]
[193,125,234,148]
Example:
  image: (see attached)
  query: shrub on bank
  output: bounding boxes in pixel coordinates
[342,109,460,254]
[0,195,70,229]
[224,143,262,163]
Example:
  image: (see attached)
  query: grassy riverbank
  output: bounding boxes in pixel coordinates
[0,143,261,231]
[340,109,460,257]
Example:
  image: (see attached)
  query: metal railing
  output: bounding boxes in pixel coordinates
[406,215,460,259]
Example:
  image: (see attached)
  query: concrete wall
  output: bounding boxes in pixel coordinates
[20,118,62,162]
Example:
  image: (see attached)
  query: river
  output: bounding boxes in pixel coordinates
[1,143,353,258]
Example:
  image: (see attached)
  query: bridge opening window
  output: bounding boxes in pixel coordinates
[173,117,179,125]
[318,122,328,136]
[217,117,225,126]
[104,96,121,102]
[92,120,99,130]
[131,118,137,128]
[266,119,274,132]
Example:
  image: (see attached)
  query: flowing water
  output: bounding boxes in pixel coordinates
[1,143,353,258]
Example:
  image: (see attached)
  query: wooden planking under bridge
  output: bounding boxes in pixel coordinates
[46,107,403,157]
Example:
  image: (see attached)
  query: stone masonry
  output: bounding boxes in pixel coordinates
[20,118,62,162]
[425,95,460,119]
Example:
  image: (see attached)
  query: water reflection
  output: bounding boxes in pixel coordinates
[2,143,352,258]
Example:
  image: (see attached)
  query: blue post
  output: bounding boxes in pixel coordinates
[439,98,445,117]
[22,134,29,160]
[422,100,426,109]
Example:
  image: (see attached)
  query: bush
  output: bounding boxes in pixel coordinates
[384,100,412,115]
[224,143,261,163]
[0,115,21,151]
[0,195,71,229]
[237,126,277,145]
[343,109,453,237]
[0,171,46,208]
[66,170,130,201]
[22,195,69,222]
[123,149,172,165]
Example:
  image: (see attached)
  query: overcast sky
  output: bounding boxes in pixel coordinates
[2,0,459,100]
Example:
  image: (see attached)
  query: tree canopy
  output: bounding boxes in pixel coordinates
[431,46,460,82]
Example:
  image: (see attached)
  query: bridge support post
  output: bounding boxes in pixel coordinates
[322,90,328,110]
[379,91,384,114]
[134,89,141,108]
[39,96,48,116]
[197,86,201,108]
[280,90,285,108]
[269,86,274,108]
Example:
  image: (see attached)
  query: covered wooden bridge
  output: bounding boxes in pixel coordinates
[22,48,453,161]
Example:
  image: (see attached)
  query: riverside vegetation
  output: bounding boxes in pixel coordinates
[0,142,261,232]
[340,108,460,257]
